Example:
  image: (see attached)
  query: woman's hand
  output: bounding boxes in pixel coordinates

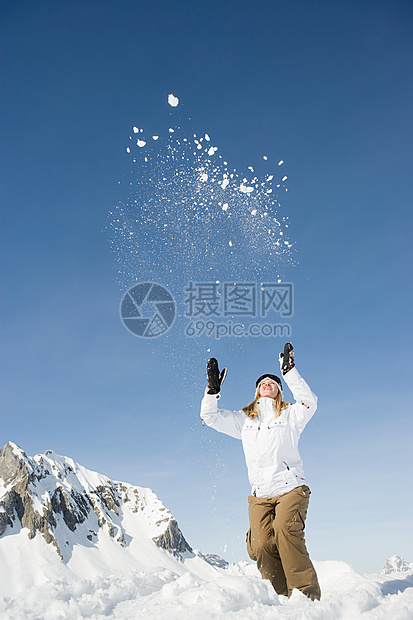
[206,358,227,394]
[279,342,295,375]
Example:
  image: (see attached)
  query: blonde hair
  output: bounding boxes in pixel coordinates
[242,384,290,420]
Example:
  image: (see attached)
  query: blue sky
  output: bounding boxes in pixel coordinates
[1,0,413,573]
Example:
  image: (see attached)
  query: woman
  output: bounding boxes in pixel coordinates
[200,345,321,601]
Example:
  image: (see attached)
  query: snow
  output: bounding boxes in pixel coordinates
[239,183,254,194]
[168,94,179,107]
[1,555,413,619]
[110,92,294,301]
[32,449,112,495]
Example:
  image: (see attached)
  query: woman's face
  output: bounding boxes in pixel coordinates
[259,378,279,399]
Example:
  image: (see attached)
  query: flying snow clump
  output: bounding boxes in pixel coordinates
[168,94,179,107]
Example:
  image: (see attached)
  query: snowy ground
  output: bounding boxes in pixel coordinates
[2,445,412,618]
[1,559,413,620]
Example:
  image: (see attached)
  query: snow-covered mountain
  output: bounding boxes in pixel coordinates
[0,441,191,558]
[382,554,413,575]
[0,441,221,597]
[1,442,413,620]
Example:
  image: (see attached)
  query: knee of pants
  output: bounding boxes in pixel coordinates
[247,528,278,560]
[254,538,278,559]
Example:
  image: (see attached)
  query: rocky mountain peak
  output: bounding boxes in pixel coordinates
[382,555,413,575]
[0,442,28,485]
[0,442,192,561]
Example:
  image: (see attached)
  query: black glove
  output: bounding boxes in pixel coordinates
[279,342,295,376]
[206,358,227,394]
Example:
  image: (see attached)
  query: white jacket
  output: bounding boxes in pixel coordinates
[200,367,317,498]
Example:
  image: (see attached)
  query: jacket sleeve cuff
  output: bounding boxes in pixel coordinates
[200,392,220,419]
[282,365,300,384]
[202,390,221,401]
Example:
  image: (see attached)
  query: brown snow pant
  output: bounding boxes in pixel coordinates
[246,485,321,601]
